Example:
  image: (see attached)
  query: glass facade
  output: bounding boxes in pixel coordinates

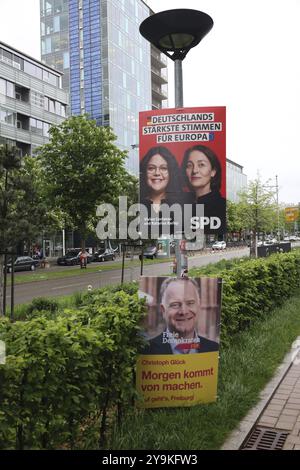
[40,0,158,174]
[40,0,70,90]
[226,159,248,202]
[83,0,102,125]
[105,0,151,173]
[69,0,80,114]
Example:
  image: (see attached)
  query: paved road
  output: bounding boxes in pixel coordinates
[5,247,250,306]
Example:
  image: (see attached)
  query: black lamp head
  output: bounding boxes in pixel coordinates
[140,9,213,61]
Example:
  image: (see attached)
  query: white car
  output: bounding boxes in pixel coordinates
[212,241,226,250]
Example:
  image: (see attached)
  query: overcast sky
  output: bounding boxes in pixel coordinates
[0,0,299,204]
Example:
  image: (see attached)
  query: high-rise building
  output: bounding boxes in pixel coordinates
[0,41,68,156]
[40,0,168,174]
[226,158,247,202]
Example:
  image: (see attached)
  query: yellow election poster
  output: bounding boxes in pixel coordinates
[285,207,299,223]
[137,277,221,408]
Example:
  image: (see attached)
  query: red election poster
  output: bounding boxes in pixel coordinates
[139,107,226,239]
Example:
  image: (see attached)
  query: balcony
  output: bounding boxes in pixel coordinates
[151,66,168,85]
[151,46,167,68]
[152,83,168,101]
[15,85,29,103]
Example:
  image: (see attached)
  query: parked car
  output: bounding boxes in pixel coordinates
[142,246,158,259]
[93,248,115,262]
[211,241,226,250]
[57,249,93,266]
[6,256,40,273]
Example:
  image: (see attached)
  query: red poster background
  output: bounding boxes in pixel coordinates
[139,106,226,199]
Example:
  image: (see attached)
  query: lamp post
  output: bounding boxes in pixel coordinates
[140,9,213,276]
[264,176,280,241]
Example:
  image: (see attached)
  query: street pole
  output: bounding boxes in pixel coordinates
[139,9,214,278]
[3,251,7,316]
[175,60,183,108]
[121,244,125,284]
[174,59,184,277]
[10,254,15,322]
[276,175,280,240]
[62,228,66,256]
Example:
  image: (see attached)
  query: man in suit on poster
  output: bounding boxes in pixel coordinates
[142,278,219,355]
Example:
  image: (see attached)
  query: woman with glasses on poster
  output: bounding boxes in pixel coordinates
[140,146,183,236]
[181,144,226,234]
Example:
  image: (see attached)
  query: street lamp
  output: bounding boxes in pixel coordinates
[140,9,213,275]
[264,175,280,240]
[140,9,213,108]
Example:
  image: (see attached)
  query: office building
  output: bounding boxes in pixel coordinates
[226,158,247,202]
[0,41,68,156]
[40,0,168,174]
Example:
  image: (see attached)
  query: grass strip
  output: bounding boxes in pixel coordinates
[6,257,173,286]
[110,289,300,450]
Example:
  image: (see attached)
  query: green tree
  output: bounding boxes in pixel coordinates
[0,146,45,315]
[238,177,278,256]
[226,200,246,238]
[37,115,130,247]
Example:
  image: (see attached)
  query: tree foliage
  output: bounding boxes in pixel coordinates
[37,115,130,245]
[238,178,277,232]
[227,177,278,255]
[0,145,45,315]
[226,200,245,235]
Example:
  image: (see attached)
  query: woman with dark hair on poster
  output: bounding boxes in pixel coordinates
[140,146,182,209]
[140,146,183,236]
[181,144,226,233]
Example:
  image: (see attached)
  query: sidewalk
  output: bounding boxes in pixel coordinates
[222,336,300,450]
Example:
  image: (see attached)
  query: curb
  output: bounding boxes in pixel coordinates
[221,336,300,450]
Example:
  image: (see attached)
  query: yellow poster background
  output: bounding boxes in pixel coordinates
[285,207,299,223]
[136,352,219,408]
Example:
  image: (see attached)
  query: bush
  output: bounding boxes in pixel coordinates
[191,252,300,347]
[1,252,300,448]
[26,297,59,317]
[0,290,146,449]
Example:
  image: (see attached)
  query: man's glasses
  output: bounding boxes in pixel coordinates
[147,165,168,174]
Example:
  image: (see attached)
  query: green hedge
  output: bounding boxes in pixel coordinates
[189,251,300,346]
[0,288,144,449]
[1,253,300,449]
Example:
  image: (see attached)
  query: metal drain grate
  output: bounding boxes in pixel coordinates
[242,427,289,450]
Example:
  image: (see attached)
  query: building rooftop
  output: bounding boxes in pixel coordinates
[0,40,63,77]
[227,158,245,171]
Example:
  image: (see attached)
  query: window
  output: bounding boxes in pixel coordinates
[63,52,70,69]
[55,101,61,115]
[0,108,16,126]
[2,49,12,65]
[24,61,42,79]
[6,81,14,98]
[43,122,50,137]
[12,55,23,70]
[30,117,37,132]
[48,73,57,86]
[53,16,60,32]
[36,120,43,135]
[0,78,5,95]
[49,98,55,113]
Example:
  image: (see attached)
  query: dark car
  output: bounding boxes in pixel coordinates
[142,246,158,259]
[57,249,93,266]
[6,256,40,273]
[93,248,115,262]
